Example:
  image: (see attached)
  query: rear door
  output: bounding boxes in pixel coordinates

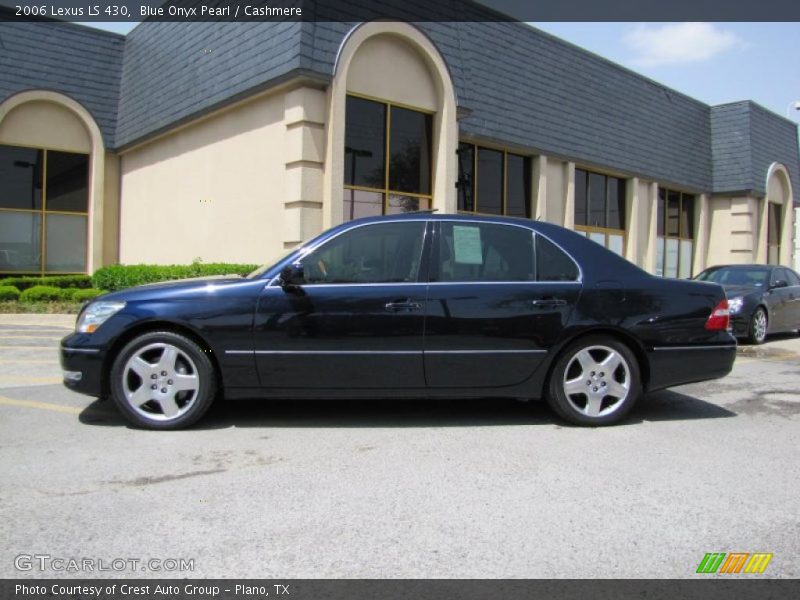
[423,221,580,389]
[779,268,800,330]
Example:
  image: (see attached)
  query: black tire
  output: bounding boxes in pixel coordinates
[747,307,768,345]
[110,331,217,430]
[546,335,642,426]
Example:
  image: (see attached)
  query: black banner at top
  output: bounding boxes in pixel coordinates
[1,0,800,23]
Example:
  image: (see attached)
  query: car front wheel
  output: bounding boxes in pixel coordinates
[110,331,217,430]
[747,307,768,345]
[546,336,641,426]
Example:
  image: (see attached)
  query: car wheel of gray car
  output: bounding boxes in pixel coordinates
[110,331,217,430]
[546,335,641,426]
[747,307,768,345]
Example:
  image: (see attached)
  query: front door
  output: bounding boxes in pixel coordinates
[423,221,580,388]
[254,220,430,389]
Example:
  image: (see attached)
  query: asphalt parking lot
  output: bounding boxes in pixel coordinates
[1,314,798,579]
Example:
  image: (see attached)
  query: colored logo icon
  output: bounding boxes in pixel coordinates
[696,552,773,574]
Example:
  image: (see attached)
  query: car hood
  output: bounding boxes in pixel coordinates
[98,275,254,302]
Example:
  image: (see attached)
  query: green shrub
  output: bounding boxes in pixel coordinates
[71,288,106,302]
[19,285,68,303]
[0,285,21,301]
[0,274,92,291]
[92,261,258,292]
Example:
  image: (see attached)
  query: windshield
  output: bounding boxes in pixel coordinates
[696,267,770,287]
[245,247,302,279]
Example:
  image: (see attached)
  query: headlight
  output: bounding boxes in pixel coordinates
[76,301,126,333]
[727,296,744,315]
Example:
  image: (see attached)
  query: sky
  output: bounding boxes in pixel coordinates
[81,21,800,124]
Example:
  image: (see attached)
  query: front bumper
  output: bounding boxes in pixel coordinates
[60,333,105,397]
[730,315,750,338]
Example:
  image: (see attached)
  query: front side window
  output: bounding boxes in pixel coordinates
[343,95,432,221]
[0,144,89,274]
[656,188,694,278]
[456,143,531,218]
[767,202,781,265]
[573,168,626,255]
[300,221,426,284]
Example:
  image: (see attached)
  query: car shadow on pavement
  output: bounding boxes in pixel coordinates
[78,389,735,429]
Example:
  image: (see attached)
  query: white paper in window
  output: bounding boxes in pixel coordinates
[452,225,483,265]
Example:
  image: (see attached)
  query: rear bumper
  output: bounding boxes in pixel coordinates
[60,334,105,397]
[646,343,737,392]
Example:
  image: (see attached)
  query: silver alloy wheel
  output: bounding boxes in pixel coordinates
[562,345,631,418]
[122,342,200,421]
[753,309,767,343]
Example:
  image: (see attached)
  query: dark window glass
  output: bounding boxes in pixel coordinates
[387,194,430,214]
[606,177,625,230]
[657,188,665,236]
[457,143,474,212]
[437,222,534,282]
[574,169,587,226]
[477,148,503,215]
[45,213,87,272]
[666,190,680,237]
[768,203,781,245]
[536,234,579,282]
[344,96,385,189]
[680,194,694,239]
[784,269,800,287]
[302,221,426,284]
[46,151,89,212]
[389,106,431,194]
[0,211,42,272]
[343,188,383,221]
[0,145,43,210]
[587,172,606,227]
[506,154,530,218]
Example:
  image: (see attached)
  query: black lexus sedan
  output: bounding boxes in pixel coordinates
[61,214,736,429]
[694,264,800,344]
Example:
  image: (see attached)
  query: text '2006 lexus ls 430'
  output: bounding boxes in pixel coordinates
[60,214,736,429]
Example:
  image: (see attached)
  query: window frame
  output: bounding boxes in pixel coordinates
[0,142,90,276]
[573,167,627,254]
[656,187,696,278]
[456,141,532,218]
[343,93,434,218]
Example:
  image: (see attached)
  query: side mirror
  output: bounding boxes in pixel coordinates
[279,263,305,290]
[771,279,788,290]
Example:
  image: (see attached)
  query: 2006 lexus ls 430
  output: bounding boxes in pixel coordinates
[60,214,736,429]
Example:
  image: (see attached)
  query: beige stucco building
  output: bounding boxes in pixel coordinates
[1,10,798,278]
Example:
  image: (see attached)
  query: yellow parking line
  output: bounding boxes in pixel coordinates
[0,329,70,335]
[0,335,65,340]
[0,395,82,415]
[0,346,57,351]
[0,375,63,384]
[0,359,58,364]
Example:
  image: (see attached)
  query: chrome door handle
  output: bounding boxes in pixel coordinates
[385,301,422,312]
[531,298,567,308]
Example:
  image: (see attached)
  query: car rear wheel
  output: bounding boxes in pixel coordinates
[546,336,641,426]
[110,331,216,430]
[747,307,768,345]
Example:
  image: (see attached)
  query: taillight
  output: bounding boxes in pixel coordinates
[705,298,730,331]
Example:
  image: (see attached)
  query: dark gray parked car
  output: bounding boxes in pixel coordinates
[695,264,800,344]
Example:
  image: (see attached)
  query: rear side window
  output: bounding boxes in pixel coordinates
[436,222,535,282]
[785,269,800,287]
[536,234,579,282]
